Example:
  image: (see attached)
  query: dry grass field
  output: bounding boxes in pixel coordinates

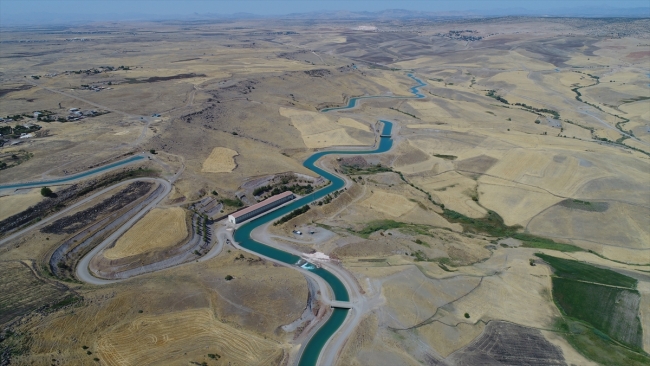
[201,147,238,173]
[358,190,416,217]
[279,107,368,148]
[103,207,188,260]
[1,15,649,366]
[6,250,307,365]
[0,189,45,221]
[0,261,71,326]
[97,308,283,366]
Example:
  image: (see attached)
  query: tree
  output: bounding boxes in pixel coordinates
[149,149,157,154]
[41,186,53,197]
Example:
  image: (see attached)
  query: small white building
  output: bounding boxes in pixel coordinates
[228,191,295,224]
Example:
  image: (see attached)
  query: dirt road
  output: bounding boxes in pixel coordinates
[75,178,171,285]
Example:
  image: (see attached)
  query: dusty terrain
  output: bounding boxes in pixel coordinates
[0,16,648,366]
[201,147,238,173]
[103,207,188,259]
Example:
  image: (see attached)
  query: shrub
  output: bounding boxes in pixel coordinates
[220,198,243,207]
[225,275,233,281]
[464,313,470,318]
[274,205,310,226]
[41,186,53,197]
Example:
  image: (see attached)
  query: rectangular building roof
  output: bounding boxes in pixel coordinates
[229,191,294,219]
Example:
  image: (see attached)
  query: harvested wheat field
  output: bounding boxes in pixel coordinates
[0,189,44,221]
[201,147,238,173]
[103,208,188,259]
[359,190,417,217]
[97,308,284,366]
[279,107,365,148]
[337,117,371,131]
[302,128,363,148]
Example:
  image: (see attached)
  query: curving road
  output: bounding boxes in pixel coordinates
[0,176,155,248]
[74,178,172,285]
[2,71,427,366]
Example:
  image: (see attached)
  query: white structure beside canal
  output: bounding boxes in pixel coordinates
[228,191,295,224]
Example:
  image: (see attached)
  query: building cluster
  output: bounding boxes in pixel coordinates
[190,196,224,220]
[64,108,101,121]
[1,108,104,125]
[80,84,111,92]
[63,65,130,76]
[436,30,484,41]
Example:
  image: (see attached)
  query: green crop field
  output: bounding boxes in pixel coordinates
[514,233,584,252]
[553,278,643,349]
[538,254,648,364]
[557,318,650,366]
[536,253,637,289]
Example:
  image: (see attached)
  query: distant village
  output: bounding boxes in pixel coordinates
[29,65,132,83]
[435,30,485,41]
[0,108,108,146]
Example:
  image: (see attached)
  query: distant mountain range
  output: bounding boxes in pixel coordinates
[2,7,648,26]
[193,7,650,20]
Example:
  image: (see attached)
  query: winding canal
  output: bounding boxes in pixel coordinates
[2,72,427,366]
[234,73,427,365]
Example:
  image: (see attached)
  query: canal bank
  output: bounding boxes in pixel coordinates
[233,122,394,365]
[234,72,428,366]
[0,154,146,191]
[320,73,425,112]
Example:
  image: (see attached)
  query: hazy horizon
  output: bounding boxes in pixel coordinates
[1,0,649,26]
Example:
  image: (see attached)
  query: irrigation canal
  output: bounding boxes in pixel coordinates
[1,72,428,366]
[0,155,145,190]
[236,72,427,366]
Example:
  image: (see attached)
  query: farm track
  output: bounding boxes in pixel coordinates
[75,178,171,284]
[0,175,152,248]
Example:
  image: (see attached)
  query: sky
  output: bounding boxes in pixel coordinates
[1,0,649,24]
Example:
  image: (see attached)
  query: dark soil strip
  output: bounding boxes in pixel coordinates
[41,181,153,235]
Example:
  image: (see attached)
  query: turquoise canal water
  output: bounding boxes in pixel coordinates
[233,122,393,365]
[320,73,426,112]
[234,72,428,366]
[233,121,394,301]
[0,155,145,190]
[0,155,144,189]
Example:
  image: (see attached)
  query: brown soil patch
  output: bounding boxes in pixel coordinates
[626,51,650,60]
[455,154,499,174]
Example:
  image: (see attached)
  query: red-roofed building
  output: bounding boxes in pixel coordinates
[228,191,295,224]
